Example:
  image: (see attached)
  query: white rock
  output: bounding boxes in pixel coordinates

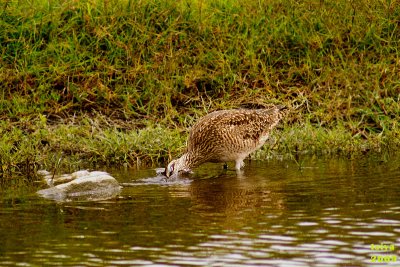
[37,170,121,202]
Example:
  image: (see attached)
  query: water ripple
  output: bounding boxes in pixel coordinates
[121,176,192,186]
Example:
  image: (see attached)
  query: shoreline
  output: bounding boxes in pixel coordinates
[1,113,398,184]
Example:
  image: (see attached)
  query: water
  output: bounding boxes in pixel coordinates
[1,155,400,266]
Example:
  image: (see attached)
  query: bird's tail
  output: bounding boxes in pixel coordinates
[275,104,289,120]
[276,104,287,111]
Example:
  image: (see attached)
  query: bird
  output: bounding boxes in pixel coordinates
[165,105,288,178]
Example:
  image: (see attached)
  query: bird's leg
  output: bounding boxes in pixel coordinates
[223,163,228,170]
[235,159,245,170]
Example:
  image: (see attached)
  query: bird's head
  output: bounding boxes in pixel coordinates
[165,156,192,179]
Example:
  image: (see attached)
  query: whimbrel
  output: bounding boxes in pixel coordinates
[165,105,287,178]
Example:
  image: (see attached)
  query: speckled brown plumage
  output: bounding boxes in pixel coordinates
[165,105,287,178]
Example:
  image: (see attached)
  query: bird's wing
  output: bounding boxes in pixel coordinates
[187,108,281,152]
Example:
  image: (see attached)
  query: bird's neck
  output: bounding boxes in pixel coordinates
[178,151,199,169]
[180,150,210,169]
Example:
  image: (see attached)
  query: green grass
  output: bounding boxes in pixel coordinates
[1,0,400,185]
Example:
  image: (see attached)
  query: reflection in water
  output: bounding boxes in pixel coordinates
[0,155,400,266]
